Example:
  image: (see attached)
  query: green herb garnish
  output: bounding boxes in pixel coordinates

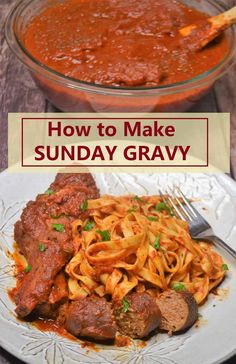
[222,263,229,271]
[45,189,54,196]
[171,282,186,292]
[96,229,110,241]
[38,244,46,252]
[155,202,173,215]
[132,196,143,203]
[127,205,138,213]
[52,223,65,232]
[24,264,32,273]
[50,213,65,219]
[122,298,129,313]
[153,233,161,250]
[80,200,88,211]
[147,216,158,221]
[83,220,95,231]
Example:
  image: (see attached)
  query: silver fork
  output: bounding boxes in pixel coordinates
[159,186,236,260]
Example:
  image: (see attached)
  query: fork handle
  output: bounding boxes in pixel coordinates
[205,235,236,260]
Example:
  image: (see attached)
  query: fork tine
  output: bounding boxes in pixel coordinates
[175,186,198,218]
[158,189,172,212]
[171,190,236,259]
[172,188,193,221]
[186,200,207,222]
[158,189,166,205]
[159,188,177,217]
[158,189,170,209]
[165,187,187,221]
[166,194,186,220]
[175,186,211,227]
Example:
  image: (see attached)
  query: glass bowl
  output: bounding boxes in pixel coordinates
[5,0,236,112]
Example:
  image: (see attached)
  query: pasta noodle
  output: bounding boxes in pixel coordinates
[65,195,226,305]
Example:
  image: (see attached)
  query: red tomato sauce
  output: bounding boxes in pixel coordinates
[23,0,229,87]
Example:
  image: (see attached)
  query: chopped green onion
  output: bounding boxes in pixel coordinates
[132,196,143,203]
[153,233,161,250]
[171,282,186,292]
[45,189,54,196]
[83,220,95,231]
[155,202,173,215]
[147,216,158,221]
[96,229,110,241]
[80,200,88,211]
[127,205,138,213]
[222,263,229,271]
[50,215,59,219]
[52,223,65,232]
[38,244,46,252]
[122,298,129,313]
[24,264,32,273]
[50,213,65,219]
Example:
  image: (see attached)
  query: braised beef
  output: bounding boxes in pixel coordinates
[14,173,99,318]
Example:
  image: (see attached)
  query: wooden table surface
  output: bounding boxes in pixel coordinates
[0,0,236,363]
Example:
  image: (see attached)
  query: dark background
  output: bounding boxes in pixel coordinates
[0,0,236,363]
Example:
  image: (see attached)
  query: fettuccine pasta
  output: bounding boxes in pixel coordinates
[66,195,226,305]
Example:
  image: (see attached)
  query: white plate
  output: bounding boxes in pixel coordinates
[0,171,236,364]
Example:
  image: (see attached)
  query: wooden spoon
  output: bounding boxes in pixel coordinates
[179,5,236,51]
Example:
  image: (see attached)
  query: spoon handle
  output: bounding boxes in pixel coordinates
[179,5,236,50]
[211,5,236,27]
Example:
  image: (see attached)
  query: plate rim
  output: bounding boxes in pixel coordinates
[0,170,236,364]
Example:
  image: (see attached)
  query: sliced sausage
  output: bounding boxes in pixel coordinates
[65,297,117,341]
[113,292,161,339]
[156,290,198,333]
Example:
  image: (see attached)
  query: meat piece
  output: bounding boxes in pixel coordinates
[14,173,99,318]
[113,292,161,338]
[36,302,59,320]
[49,271,68,305]
[57,302,70,325]
[65,297,117,341]
[156,290,198,333]
[47,173,99,218]
[50,173,98,191]
[14,173,99,260]
[15,243,72,318]
[34,271,69,319]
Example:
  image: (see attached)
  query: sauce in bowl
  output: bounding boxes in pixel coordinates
[24,0,229,88]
